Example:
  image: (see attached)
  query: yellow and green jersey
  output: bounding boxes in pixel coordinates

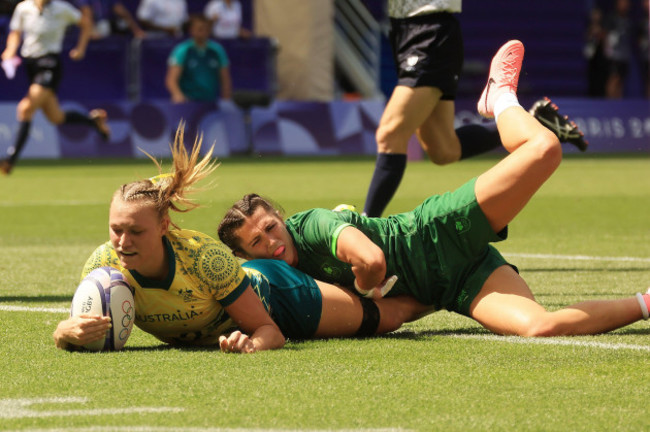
[81,229,249,346]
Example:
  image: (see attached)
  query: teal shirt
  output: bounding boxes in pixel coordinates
[168,39,229,102]
[243,259,322,339]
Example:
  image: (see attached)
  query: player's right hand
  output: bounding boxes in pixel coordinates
[219,330,256,354]
[354,275,398,300]
[53,315,111,349]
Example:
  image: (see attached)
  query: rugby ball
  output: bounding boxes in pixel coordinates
[70,267,135,351]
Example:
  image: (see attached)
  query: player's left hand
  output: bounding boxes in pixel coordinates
[219,330,257,354]
[69,48,86,61]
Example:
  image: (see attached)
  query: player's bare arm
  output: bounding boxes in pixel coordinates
[223,286,286,353]
[336,226,387,291]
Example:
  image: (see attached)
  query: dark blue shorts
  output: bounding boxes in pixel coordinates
[389,12,464,99]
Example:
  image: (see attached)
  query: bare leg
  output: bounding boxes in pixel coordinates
[376,85,442,154]
[38,88,66,124]
[416,99,462,164]
[470,266,644,336]
[363,85,442,216]
[314,283,363,337]
[17,84,54,122]
[475,106,562,233]
[469,41,645,337]
[39,87,110,138]
[474,39,563,233]
[315,282,433,337]
[374,295,435,333]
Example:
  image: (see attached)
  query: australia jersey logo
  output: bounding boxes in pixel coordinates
[177,288,195,302]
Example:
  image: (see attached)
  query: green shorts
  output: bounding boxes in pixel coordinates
[242,259,322,339]
[411,177,517,315]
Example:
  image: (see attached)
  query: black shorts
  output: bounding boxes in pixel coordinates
[389,12,463,99]
[24,54,63,91]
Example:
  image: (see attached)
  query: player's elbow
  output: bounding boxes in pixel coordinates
[357,245,386,276]
[266,327,286,350]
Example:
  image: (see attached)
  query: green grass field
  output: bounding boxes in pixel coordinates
[1,153,649,431]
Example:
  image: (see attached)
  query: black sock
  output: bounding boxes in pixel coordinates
[64,111,94,126]
[363,153,407,217]
[457,124,502,160]
[7,121,31,165]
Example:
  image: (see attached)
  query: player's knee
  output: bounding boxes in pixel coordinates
[17,100,35,120]
[519,315,564,337]
[527,131,562,171]
[538,130,562,162]
[376,123,409,153]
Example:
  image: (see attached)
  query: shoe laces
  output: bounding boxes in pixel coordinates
[499,49,521,85]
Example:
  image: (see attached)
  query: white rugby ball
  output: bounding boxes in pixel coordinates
[70,266,135,351]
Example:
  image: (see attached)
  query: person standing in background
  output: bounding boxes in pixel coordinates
[0,0,110,175]
[603,0,633,98]
[69,0,145,39]
[136,0,187,38]
[637,0,649,97]
[362,0,588,218]
[165,14,232,103]
[362,0,504,217]
[204,0,251,39]
[584,6,608,97]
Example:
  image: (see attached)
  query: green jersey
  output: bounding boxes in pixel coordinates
[286,178,512,314]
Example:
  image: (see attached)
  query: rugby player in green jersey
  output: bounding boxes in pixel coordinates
[219,40,650,338]
[53,127,429,354]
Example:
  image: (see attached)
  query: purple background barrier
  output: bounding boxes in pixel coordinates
[0,98,647,159]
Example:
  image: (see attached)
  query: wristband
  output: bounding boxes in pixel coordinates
[353,279,372,297]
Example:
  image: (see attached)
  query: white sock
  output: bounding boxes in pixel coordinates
[494,93,521,122]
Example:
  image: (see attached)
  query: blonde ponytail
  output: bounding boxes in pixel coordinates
[113,124,218,228]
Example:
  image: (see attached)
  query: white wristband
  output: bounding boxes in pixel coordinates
[353,279,371,296]
[636,293,649,320]
[380,275,398,297]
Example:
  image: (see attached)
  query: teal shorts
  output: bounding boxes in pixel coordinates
[242,259,322,339]
[412,177,516,315]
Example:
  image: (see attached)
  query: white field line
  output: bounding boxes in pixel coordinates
[504,252,650,263]
[0,397,183,420]
[0,305,67,313]
[0,397,407,430]
[450,334,650,352]
[3,429,411,432]
[0,200,105,207]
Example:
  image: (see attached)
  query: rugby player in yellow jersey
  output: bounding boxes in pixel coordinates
[53,126,429,354]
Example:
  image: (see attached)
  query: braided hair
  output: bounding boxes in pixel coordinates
[217,194,284,254]
[112,125,218,229]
